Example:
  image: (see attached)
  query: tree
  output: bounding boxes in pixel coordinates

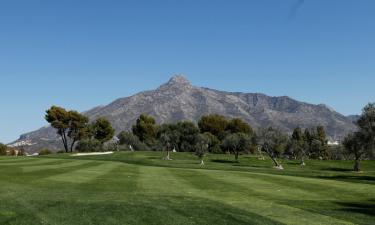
[195,134,210,165]
[132,114,159,145]
[198,114,229,140]
[343,132,365,171]
[257,127,287,169]
[75,139,102,152]
[158,123,182,159]
[202,132,221,153]
[290,127,306,165]
[357,103,375,155]
[303,127,329,159]
[226,118,254,135]
[176,121,200,152]
[117,131,148,151]
[92,118,115,144]
[221,133,251,161]
[45,106,71,152]
[67,111,89,152]
[343,103,375,171]
[316,126,329,159]
[0,143,7,155]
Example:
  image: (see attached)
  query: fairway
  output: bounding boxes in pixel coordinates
[0,152,374,225]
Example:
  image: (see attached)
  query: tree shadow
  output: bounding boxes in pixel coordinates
[318,175,375,184]
[211,159,238,164]
[321,167,353,172]
[335,200,375,216]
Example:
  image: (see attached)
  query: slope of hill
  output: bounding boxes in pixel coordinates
[11,75,356,151]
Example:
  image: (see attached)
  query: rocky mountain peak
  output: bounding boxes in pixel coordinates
[158,75,192,90]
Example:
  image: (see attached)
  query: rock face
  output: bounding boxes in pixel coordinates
[11,75,356,151]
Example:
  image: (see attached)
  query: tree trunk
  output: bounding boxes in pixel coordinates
[354,157,361,172]
[265,149,283,169]
[257,147,265,160]
[200,159,204,166]
[70,139,76,152]
[165,150,170,160]
[300,156,306,166]
[61,131,69,153]
[235,151,239,161]
[270,156,280,167]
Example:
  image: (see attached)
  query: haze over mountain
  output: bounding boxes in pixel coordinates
[11,75,356,151]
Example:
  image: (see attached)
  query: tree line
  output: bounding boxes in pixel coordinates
[42,103,375,171]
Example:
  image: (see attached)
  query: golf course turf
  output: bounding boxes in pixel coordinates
[0,151,374,225]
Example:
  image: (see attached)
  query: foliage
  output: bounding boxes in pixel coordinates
[0,143,7,155]
[226,118,254,135]
[257,127,288,168]
[117,131,149,151]
[198,114,228,140]
[67,110,89,151]
[195,134,210,165]
[343,103,375,171]
[221,132,252,161]
[202,132,222,153]
[91,117,115,144]
[75,139,103,152]
[45,106,71,152]
[175,121,200,152]
[45,106,89,152]
[39,148,52,155]
[132,114,159,145]
[356,103,375,156]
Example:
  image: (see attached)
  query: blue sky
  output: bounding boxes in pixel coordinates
[0,0,374,143]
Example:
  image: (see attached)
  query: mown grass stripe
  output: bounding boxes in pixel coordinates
[22,160,91,173]
[47,161,122,184]
[167,167,353,225]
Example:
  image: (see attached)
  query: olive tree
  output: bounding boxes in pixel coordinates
[257,127,288,169]
[290,127,306,166]
[343,132,365,171]
[195,134,210,165]
[221,133,252,161]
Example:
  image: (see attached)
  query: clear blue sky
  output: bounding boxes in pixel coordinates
[1,0,374,143]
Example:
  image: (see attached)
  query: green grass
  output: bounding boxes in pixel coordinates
[0,151,374,225]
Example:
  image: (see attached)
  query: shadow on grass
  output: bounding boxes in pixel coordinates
[318,175,375,184]
[321,167,353,172]
[336,200,375,216]
[211,159,238,164]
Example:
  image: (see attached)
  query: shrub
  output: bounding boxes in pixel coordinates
[75,139,103,152]
[117,131,150,151]
[0,143,7,155]
[39,148,52,155]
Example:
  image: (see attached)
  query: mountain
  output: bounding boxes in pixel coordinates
[347,115,360,123]
[10,75,356,151]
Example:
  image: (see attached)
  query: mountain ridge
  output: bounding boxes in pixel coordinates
[10,75,356,151]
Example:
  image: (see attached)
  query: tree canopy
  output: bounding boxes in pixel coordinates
[92,117,115,144]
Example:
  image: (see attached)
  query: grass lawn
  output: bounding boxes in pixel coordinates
[0,151,374,225]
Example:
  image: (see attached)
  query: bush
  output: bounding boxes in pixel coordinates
[0,143,7,155]
[117,131,150,151]
[39,148,52,155]
[104,142,119,152]
[17,149,25,156]
[75,139,103,152]
[56,150,65,154]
